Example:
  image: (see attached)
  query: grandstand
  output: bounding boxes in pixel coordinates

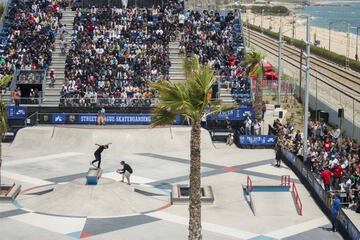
[0,1,358,240]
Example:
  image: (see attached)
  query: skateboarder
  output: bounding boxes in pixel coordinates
[91,143,111,168]
[117,161,133,185]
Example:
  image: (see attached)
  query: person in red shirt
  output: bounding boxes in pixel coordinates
[49,69,55,87]
[324,137,331,152]
[228,53,236,66]
[320,168,333,191]
[332,164,343,187]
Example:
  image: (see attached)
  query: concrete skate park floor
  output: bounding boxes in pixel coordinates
[0,126,342,240]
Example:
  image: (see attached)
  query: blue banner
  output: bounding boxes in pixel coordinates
[78,114,152,125]
[52,113,66,124]
[207,107,255,121]
[7,106,27,120]
[239,135,276,146]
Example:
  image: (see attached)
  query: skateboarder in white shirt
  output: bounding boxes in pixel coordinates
[117,161,133,185]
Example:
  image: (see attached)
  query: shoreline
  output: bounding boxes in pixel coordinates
[244,12,359,60]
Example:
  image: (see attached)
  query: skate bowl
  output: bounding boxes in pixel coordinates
[10,126,215,155]
[17,178,170,217]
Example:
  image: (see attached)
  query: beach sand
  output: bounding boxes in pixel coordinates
[244,11,359,61]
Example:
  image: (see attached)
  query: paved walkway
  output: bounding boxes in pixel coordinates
[0,126,343,240]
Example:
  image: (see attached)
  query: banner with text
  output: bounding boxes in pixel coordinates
[239,135,276,146]
[206,107,255,121]
[78,114,152,125]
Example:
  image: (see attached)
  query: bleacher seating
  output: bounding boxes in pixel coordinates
[60,2,182,107]
[181,10,251,107]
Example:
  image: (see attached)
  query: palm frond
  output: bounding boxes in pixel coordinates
[0,102,8,134]
[151,107,179,128]
[0,75,13,88]
[242,50,266,78]
[152,59,224,127]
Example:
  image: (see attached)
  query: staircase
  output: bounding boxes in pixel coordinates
[42,10,75,106]
[168,39,185,84]
[219,85,234,104]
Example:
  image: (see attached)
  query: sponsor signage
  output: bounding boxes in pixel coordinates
[7,106,27,120]
[239,135,276,146]
[52,113,66,124]
[78,114,152,124]
[207,107,255,121]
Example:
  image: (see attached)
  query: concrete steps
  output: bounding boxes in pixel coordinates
[169,40,186,84]
[43,10,75,106]
[219,87,235,104]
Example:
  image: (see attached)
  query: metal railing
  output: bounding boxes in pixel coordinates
[280,149,360,240]
[59,97,159,108]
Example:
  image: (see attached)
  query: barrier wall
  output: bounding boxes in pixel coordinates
[280,149,360,240]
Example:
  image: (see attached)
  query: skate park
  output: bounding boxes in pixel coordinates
[0,126,342,240]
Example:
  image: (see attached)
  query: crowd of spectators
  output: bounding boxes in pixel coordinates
[180,9,250,106]
[0,0,65,79]
[60,1,183,107]
[273,118,360,213]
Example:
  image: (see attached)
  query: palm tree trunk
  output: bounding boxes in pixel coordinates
[188,121,202,240]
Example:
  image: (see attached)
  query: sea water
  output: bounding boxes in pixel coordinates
[297,1,360,35]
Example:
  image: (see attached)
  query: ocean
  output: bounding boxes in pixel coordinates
[296,1,360,34]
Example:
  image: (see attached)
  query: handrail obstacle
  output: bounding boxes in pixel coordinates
[243,175,302,216]
[247,176,253,192]
[4,183,15,197]
[292,181,303,215]
[281,175,291,187]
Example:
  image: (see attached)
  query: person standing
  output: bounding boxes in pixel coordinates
[49,69,55,87]
[91,143,110,169]
[97,107,105,125]
[117,161,133,185]
[275,141,282,167]
[121,0,128,8]
[244,116,252,135]
[320,167,333,191]
[12,88,21,106]
[331,194,341,232]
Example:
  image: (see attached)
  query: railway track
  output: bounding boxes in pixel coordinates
[244,28,360,102]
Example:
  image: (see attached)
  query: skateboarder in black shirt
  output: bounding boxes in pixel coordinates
[91,143,111,168]
[117,161,133,185]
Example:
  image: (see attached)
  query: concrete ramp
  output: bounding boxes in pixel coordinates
[11,126,214,154]
[251,192,298,217]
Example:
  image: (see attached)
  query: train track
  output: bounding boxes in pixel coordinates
[244,28,360,102]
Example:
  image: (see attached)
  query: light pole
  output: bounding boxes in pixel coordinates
[328,22,333,51]
[292,14,296,39]
[303,15,311,162]
[357,27,360,60]
[261,9,264,30]
[277,17,283,106]
[351,26,360,60]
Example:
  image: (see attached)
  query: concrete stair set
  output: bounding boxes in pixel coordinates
[168,40,185,84]
[42,10,75,106]
[218,86,234,104]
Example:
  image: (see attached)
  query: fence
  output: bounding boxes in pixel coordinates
[81,0,164,8]
[248,33,360,141]
[280,149,360,240]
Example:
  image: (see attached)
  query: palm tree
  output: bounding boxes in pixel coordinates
[0,75,12,188]
[151,60,233,240]
[183,56,200,79]
[243,50,266,120]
